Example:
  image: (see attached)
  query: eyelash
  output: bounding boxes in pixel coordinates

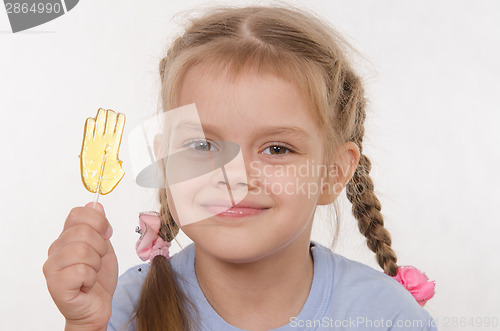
[182,139,296,156]
[262,142,296,156]
[183,139,218,152]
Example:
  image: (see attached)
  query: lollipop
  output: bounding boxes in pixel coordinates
[80,108,126,208]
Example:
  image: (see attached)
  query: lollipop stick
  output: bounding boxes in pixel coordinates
[93,188,100,209]
[92,144,109,209]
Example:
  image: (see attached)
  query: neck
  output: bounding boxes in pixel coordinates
[194,230,314,330]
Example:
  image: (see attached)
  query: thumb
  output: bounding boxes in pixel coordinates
[85,201,106,216]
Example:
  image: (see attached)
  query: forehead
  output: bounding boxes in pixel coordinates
[176,63,320,134]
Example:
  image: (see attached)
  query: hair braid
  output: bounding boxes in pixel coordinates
[133,188,199,331]
[158,187,179,242]
[342,73,398,277]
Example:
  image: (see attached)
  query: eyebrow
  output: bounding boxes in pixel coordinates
[173,121,204,132]
[255,126,312,140]
[173,120,312,140]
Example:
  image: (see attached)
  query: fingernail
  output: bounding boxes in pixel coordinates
[104,225,113,239]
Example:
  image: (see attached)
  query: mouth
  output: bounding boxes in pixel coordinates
[200,200,271,218]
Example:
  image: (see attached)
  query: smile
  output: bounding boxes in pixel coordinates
[200,200,271,219]
[203,205,269,218]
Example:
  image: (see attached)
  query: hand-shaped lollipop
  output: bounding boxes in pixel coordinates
[80,108,125,207]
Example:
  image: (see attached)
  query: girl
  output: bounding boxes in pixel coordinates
[43,4,437,331]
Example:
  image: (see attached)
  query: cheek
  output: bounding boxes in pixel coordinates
[165,187,180,225]
[167,177,202,226]
[257,164,326,202]
[168,174,207,202]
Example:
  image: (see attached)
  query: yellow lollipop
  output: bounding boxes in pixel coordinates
[80,108,125,207]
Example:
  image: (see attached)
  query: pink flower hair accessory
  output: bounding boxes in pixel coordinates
[135,211,171,261]
[392,265,436,307]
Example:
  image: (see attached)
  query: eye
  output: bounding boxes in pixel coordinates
[184,139,217,152]
[262,143,295,156]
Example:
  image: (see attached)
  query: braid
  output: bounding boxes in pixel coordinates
[341,72,399,277]
[347,153,398,276]
[158,187,179,242]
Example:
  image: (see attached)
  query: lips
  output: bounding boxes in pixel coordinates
[200,200,271,218]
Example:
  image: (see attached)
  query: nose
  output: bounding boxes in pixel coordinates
[211,147,249,190]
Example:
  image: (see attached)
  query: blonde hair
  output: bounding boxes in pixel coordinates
[134,4,398,330]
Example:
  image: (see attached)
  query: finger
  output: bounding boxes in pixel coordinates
[63,205,112,240]
[95,108,107,137]
[48,223,108,258]
[86,201,106,216]
[84,117,96,139]
[99,241,118,292]
[105,110,117,135]
[111,113,125,157]
[48,241,103,273]
[48,264,98,302]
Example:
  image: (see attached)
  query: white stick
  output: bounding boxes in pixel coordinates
[92,187,100,209]
[92,144,109,209]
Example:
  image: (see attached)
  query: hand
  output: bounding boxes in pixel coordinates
[43,203,118,330]
[80,108,125,195]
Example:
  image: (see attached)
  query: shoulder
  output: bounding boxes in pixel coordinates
[312,242,437,330]
[117,263,151,287]
[108,263,149,331]
[312,241,401,295]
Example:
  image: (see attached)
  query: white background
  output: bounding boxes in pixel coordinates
[1,0,499,330]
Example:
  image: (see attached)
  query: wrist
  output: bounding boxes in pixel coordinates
[65,321,107,331]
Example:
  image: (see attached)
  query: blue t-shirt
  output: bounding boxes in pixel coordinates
[109,240,437,330]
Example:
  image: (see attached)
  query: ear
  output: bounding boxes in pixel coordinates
[317,142,360,205]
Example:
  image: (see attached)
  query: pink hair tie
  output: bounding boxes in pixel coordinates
[135,211,171,261]
[392,265,436,307]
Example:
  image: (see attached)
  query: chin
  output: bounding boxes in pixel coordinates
[193,232,272,263]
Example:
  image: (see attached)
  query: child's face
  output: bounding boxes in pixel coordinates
[166,63,336,262]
